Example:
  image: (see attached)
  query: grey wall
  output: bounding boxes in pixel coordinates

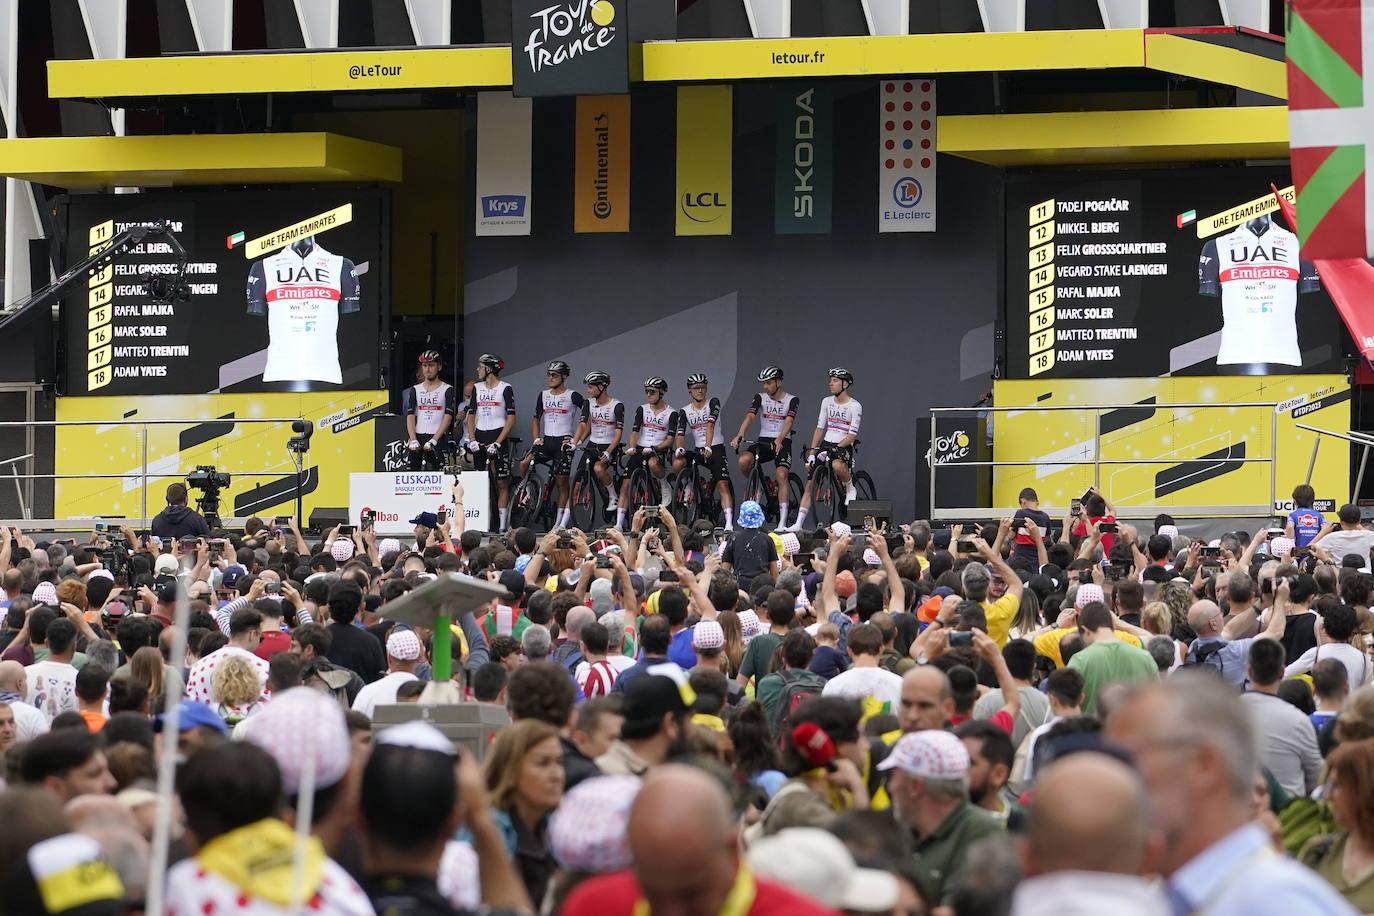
[463,82,1002,521]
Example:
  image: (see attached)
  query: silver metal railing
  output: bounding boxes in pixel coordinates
[1295,424,1374,504]
[929,402,1280,520]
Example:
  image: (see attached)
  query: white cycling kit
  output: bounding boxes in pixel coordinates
[818,396,862,444]
[246,240,361,384]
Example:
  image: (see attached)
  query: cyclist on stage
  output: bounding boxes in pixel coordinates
[673,373,734,530]
[789,367,862,532]
[617,377,677,530]
[402,350,456,472]
[578,370,624,515]
[730,365,799,525]
[465,353,517,532]
[520,361,586,531]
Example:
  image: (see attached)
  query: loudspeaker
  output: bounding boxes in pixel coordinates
[372,702,512,761]
[308,507,350,533]
[846,500,893,529]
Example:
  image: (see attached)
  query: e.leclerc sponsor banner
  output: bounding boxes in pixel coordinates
[775,83,833,235]
[575,94,630,233]
[512,0,629,98]
[676,85,733,237]
[879,79,936,233]
[349,471,490,534]
[475,92,533,237]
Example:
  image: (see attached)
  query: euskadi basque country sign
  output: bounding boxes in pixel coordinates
[512,0,629,98]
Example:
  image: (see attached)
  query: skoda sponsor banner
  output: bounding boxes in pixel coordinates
[512,0,629,98]
[349,471,491,534]
[475,92,533,237]
[878,79,936,234]
[575,94,631,233]
[775,83,832,235]
[675,85,733,237]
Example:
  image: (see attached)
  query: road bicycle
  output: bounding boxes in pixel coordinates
[737,441,803,528]
[805,442,877,529]
[472,436,519,532]
[622,448,669,528]
[508,442,563,532]
[670,449,724,528]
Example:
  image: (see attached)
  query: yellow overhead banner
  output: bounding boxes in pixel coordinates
[245,204,353,258]
[675,85,733,236]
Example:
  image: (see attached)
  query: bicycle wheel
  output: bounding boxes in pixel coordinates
[626,468,655,524]
[813,467,838,529]
[569,461,601,531]
[672,466,699,528]
[782,473,803,528]
[742,467,768,509]
[508,467,545,531]
[854,470,877,501]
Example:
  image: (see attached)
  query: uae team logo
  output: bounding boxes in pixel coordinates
[513,0,628,97]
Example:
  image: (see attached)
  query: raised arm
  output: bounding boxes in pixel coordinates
[821,533,852,616]
[973,628,1021,726]
[870,529,905,614]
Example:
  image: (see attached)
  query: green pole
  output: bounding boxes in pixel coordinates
[432,612,453,682]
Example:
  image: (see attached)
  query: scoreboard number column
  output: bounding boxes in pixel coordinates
[86,220,114,391]
[1028,199,1056,377]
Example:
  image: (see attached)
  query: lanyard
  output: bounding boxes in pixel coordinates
[632,862,757,916]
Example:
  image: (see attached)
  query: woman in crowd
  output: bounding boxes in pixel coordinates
[1008,588,1042,641]
[718,609,746,677]
[1141,600,1185,670]
[1300,737,1374,910]
[129,645,166,710]
[210,654,264,728]
[483,718,565,908]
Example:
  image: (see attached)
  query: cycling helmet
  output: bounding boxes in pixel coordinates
[478,353,505,372]
[417,349,441,364]
[644,377,669,393]
[757,366,783,382]
[546,360,571,378]
[828,367,854,383]
[584,370,611,386]
[686,373,709,387]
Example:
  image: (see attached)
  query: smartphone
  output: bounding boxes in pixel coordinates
[596,556,613,569]
[436,507,447,525]
[93,520,107,534]
[1080,487,1096,504]
[1098,522,1119,534]
[1105,565,1127,582]
[961,523,978,535]
[361,512,374,533]
[556,533,573,549]
[339,524,355,537]
[179,536,197,548]
[853,533,869,550]
[1070,498,1082,517]
[956,541,978,554]
[949,631,973,648]
[264,581,281,595]
[1200,546,1222,558]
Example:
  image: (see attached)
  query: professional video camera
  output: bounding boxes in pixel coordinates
[186,464,230,529]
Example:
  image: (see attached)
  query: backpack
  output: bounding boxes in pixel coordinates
[769,669,825,736]
[1185,640,1227,681]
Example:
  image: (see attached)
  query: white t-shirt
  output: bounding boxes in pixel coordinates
[821,664,903,713]
[26,660,78,719]
[5,698,51,739]
[351,671,419,718]
[1285,642,1371,689]
[1318,529,1374,565]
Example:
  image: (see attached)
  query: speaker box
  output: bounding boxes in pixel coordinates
[846,499,893,530]
[372,702,512,761]
[308,507,350,533]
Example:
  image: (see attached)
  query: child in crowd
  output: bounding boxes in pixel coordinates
[808,623,849,680]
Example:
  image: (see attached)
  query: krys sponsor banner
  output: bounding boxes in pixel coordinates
[512,0,629,98]
[475,92,533,237]
[775,83,833,235]
[349,471,490,534]
[676,85,733,237]
[879,79,936,233]
[575,94,631,233]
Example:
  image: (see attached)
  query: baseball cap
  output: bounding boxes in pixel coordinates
[498,569,527,602]
[829,521,852,539]
[548,775,642,873]
[1075,583,1104,609]
[1157,524,1179,539]
[408,511,439,528]
[156,582,178,604]
[1270,536,1294,559]
[330,538,355,562]
[11,833,126,916]
[862,548,882,567]
[154,554,179,576]
[589,578,615,617]
[738,609,761,642]
[693,619,725,650]
[877,729,970,779]
[242,687,352,794]
[749,828,900,912]
[379,537,402,557]
[86,568,114,583]
[780,532,800,557]
[155,699,227,736]
[737,500,764,529]
[386,627,423,661]
[220,564,247,590]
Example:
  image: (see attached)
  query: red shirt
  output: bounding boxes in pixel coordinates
[254,630,292,660]
[1072,515,1117,554]
[949,710,1014,735]
[561,870,838,916]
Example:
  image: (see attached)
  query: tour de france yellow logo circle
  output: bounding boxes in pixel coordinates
[591,1,616,26]
[954,432,969,448]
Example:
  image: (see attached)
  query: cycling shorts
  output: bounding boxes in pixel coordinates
[685,447,730,484]
[816,444,854,471]
[532,436,574,476]
[744,437,792,469]
[625,448,667,477]
[473,428,512,479]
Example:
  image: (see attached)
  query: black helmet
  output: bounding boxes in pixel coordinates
[417,349,441,365]
[584,370,610,386]
[686,373,708,387]
[828,367,854,383]
[478,353,505,372]
[758,366,783,382]
[644,377,668,393]
[547,360,570,378]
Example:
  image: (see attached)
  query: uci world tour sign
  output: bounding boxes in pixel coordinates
[512,0,630,98]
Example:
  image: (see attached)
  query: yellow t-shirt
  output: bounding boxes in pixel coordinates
[982,594,1021,647]
[1033,626,1142,668]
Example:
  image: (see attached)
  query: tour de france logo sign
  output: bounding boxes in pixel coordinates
[512,0,630,98]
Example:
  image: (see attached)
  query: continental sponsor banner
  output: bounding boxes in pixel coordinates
[244,204,353,259]
[675,85,733,237]
[54,391,388,523]
[475,92,533,236]
[774,82,832,235]
[879,79,936,233]
[574,94,630,233]
[512,0,629,98]
[989,375,1349,516]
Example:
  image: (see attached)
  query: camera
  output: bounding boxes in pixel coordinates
[949,631,973,648]
[1105,565,1127,581]
[185,465,230,529]
[1098,522,1119,534]
[556,530,573,550]
[596,556,613,569]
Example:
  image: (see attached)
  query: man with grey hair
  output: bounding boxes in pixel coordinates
[1105,673,1356,915]
[521,623,551,663]
[1145,635,1177,674]
[1185,595,1282,689]
[879,728,1001,908]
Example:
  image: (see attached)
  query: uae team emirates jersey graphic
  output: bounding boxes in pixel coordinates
[1199,217,1320,367]
[246,240,361,383]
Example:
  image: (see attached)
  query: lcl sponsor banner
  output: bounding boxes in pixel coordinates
[512,0,629,98]
[575,94,631,233]
[675,85,733,237]
[475,92,533,237]
[879,79,936,234]
[775,83,833,235]
[349,471,490,534]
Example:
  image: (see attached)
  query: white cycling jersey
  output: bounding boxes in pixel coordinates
[633,403,677,449]
[534,388,586,438]
[404,381,455,436]
[818,396,862,444]
[681,398,724,448]
[246,240,360,384]
[750,391,799,439]
[584,398,624,445]
[471,381,516,431]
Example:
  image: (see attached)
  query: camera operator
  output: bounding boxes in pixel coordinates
[150,482,211,540]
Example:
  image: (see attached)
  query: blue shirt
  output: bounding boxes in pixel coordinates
[1289,507,1325,547]
[1169,823,1357,916]
[667,627,697,669]
[1184,636,1255,689]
